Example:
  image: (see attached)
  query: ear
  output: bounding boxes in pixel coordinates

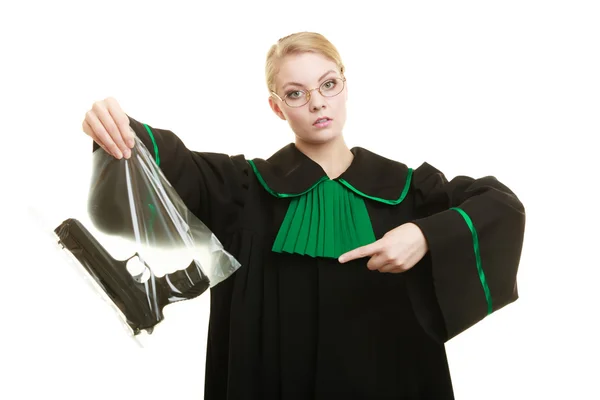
[269,96,287,120]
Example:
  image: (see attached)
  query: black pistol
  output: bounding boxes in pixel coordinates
[55,218,210,335]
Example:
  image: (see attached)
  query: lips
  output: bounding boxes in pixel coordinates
[313,116,332,125]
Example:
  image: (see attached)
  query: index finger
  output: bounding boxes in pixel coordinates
[338,241,382,263]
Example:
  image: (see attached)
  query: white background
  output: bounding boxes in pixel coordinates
[2,1,599,399]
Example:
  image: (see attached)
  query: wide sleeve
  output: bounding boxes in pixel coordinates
[88,116,249,240]
[405,162,526,343]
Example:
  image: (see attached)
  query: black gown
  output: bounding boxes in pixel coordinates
[90,117,526,399]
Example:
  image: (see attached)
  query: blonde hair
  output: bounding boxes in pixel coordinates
[265,32,345,93]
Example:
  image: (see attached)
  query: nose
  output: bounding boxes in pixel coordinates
[308,89,327,111]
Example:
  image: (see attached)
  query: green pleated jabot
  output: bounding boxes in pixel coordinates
[272,179,376,259]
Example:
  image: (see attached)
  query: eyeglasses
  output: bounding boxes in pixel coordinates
[271,77,346,108]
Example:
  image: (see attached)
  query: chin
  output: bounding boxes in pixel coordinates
[296,122,344,145]
[297,128,337,142]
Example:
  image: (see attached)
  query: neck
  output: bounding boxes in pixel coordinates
[295,135,354,179]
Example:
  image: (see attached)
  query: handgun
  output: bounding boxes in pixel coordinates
[55,218,210,335]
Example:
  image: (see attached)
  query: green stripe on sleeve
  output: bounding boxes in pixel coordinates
[143,123,160,166]
[450,207,493,315]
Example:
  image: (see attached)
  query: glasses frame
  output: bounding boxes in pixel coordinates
[271,77,347,108]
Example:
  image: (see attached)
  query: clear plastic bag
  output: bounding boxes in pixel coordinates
[53,136,241,339]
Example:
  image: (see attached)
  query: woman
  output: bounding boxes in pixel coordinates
[83,32,525,400]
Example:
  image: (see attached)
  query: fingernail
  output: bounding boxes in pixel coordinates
[124,148,131,159]
[128,139,135,148]
[115,150,123,159]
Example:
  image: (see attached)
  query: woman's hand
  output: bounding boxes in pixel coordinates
[82,97,135,159]
[338,223,428,273]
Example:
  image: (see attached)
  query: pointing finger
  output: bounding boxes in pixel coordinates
[338,241,382,263]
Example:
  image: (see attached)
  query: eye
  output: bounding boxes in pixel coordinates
[286,90,304,99]
[322,79,336,90]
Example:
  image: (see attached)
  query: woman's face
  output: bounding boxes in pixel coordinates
[269,52,348,145]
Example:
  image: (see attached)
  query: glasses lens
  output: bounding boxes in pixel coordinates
[285,91,308,107]
[320,78,344,97]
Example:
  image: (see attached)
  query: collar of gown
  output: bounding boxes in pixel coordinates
[247,143,413,205]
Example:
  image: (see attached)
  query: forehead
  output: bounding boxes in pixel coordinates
[275,52,339,87]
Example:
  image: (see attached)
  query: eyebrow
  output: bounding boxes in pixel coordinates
[282,70,337,91]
